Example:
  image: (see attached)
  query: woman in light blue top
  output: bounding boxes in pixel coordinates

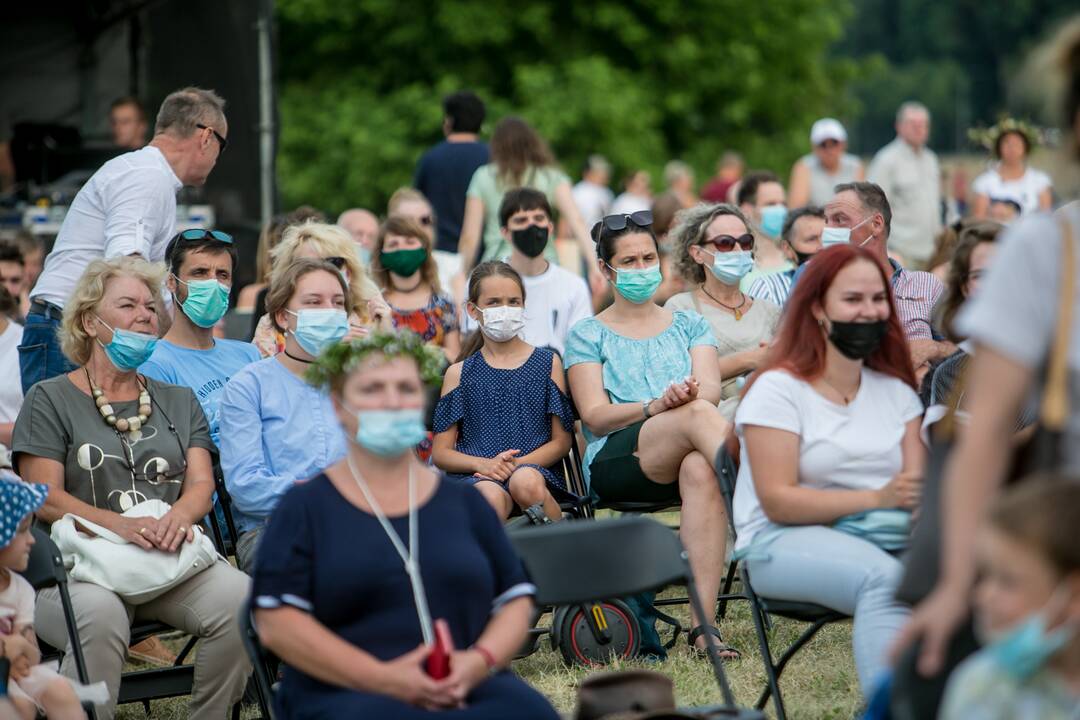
[565,210,738,658]
[219,259,350,573]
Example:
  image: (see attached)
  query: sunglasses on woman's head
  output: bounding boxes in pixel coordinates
[325,256,347,269]
[591,210,653,240]
[702,233,755,253]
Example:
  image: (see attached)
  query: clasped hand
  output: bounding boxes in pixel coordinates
[107,510,195,553]
[650,376,700,415]
[474,449,521,482]
[381,620,489,710]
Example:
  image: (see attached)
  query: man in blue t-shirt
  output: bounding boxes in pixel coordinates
[414,90,490,254]
[140,230,260,446]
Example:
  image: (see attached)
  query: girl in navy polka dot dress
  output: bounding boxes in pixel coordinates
[433,262,576,521]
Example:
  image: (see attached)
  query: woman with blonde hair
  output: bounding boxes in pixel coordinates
[371,216,460,360]
[13,256,251,718]
[456,117,603,295]
[251,221,390,357]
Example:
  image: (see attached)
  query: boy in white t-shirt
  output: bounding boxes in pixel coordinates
[0,470,101,719]
[461,188,593,356]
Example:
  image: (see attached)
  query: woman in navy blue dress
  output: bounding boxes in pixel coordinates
[432,262,576,522]
[251,331,559,719]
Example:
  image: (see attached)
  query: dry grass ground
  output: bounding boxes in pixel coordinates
[115,512,861,718]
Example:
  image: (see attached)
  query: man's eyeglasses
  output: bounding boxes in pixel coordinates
[417,215,433,227]
[178,229,233,244]
[591,210,653,240]
[702,233,755,253]
[817,139,840,149]
[325,256,347,270]
[197,123,228,153]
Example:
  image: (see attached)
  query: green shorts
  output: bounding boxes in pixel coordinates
[589,421,681,504]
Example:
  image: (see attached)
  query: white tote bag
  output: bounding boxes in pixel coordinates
[51,499,219,604]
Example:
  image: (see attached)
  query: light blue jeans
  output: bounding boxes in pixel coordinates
[744,525,910,694]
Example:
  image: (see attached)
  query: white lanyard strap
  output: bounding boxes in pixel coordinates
[346,457,434,645]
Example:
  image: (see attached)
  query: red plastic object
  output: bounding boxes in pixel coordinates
[425,620,453,679]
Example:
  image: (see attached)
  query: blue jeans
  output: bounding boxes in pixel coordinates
[18,312,77,394]
[745,525,910,695]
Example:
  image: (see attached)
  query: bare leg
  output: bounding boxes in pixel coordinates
[636,400,731,484]
[635,400,733,651]
[39,677,85,720]
[508,468,562,521]
[474,480,514,520]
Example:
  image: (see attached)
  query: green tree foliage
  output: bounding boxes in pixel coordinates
[276,0,858,215]
[836,0,1078,154]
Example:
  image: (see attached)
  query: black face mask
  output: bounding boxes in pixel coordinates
[794,250,816,266]
[827,319,888,360]
[511,224,549,258]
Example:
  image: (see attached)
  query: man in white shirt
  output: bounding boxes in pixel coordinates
[572,155,615,230]
[462,188,593,356]
[868,102,941,266]
[18,87,227,393]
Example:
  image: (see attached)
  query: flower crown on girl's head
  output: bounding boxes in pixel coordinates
[306,330,447,390]
[968,117,1045,154]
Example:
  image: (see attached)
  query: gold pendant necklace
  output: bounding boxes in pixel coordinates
[700,287,747,321]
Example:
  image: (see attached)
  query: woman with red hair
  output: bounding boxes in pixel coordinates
[732,243,925,696]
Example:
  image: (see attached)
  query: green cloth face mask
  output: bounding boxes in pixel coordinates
[380,247,428,277]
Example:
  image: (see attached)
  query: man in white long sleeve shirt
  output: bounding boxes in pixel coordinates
[19,87,227,393]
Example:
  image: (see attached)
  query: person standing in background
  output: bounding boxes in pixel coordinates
[736,171,792,292]
[108,97,149,150]
[788,118,864,208]
[18,87,228,394]
[663,161,698,209]
[611,169,653,216]
[572,155,614,230]
[868,102,941,267]
[337,208,380,263]
[414,91,489,256]
[701,151,744,204]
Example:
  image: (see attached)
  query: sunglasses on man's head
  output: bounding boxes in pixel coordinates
[325,256,347,269]
[178,229,234,244]
[591,210,653,240]
[702,233,755,253]
[196,123,228,153]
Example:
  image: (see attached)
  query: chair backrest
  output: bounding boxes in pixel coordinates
[714,448,738,536]
[21,527,62,591]
[508,515,688,606]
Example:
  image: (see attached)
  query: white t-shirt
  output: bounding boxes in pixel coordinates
[31,145,183,308]
[0,321,24,423]
[971,166,1052,215]
[460,261,592,356]
[610,192,651,217]
[733,367,923,550]
[572,180,614,229]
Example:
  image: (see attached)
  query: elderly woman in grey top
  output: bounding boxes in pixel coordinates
[12,256,249,720]
[664,204,781,420]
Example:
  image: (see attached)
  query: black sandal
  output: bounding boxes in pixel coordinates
[687,624,740,660]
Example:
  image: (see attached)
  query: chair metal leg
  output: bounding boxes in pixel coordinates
[742,568,786,720]
[715,560,739,621]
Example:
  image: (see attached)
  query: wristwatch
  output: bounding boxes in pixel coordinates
[642,398,654,419]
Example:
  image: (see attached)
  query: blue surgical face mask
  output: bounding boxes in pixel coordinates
[94,315,158,370]
[705,249,754,285]
[356,245,372,266]
[175,275,230,328]
[821,215,874,248]
[608,263,662,304]
[978,584,1077,681]
[759,204,787,239]
[349,408,428,457]
[286,308,348,358]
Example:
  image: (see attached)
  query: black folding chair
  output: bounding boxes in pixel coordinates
[238,606,276,720]
[714,450,849,720]
[22,527,97,720]
[509,515,764,719]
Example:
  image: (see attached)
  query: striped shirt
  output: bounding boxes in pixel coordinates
[787,258,943,340]
[747,269,795,306]
[889,258,943,340]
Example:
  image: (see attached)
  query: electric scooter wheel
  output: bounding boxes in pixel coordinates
[551,599,641,666]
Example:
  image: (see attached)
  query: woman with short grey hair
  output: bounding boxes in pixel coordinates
[666,203,781,419]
